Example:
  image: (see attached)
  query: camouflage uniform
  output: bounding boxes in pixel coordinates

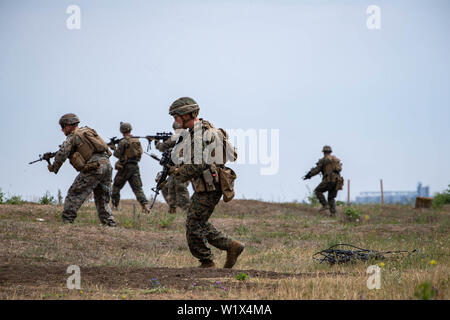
[111,137,148,208]
[304,147,343,214]
[176,119,235,264]
[51,127,116,226]
[156,138,190,212]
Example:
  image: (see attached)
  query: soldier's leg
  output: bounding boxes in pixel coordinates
[175,178,190,211]
[93,163,116,226]
[328,184,338,214]
[314,182,329,208]
[62,173,98,223]
[165,175,177,213]
[186,191,230,262]
[128,165,148,205]
[111,169,127,208]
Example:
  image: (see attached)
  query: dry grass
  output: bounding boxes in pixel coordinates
[0,200,448,300]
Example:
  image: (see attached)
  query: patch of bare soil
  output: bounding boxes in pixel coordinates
[0,262,347,291]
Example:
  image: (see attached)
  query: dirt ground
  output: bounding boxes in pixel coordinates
[0,200,448,299]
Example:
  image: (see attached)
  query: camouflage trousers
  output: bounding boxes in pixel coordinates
[314,180,338,213]
[111,163,147,207]
[161,174,190,211]
[62,160,116,225]
[186,190,233,263]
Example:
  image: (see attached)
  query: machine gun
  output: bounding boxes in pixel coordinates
[148,149,173,209]
[29,152,57,165]
[108,133,173,151]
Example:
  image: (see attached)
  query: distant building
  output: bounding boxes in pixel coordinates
[355,182,429,205]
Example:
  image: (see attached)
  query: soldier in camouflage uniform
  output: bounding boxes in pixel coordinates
[109,122,149,213]
[303,145,344,216]
[47,113,116,226]
[170,97,244,269]
[156,121,190,214]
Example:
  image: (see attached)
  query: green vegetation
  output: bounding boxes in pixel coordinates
[158,215,175,228]
[343,206,363,221]
[235,272,249,281]
[433,185,450,209]
[4,195,25,205]
[39,191,56,205]
[414,281,437,300]
[0,188,4,204]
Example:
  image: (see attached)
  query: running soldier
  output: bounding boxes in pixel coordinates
[47,113,116,226]
[303,145,344,216]
[170,97,244,269]
[110,122,149,213]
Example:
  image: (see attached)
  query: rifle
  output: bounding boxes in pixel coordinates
[108,136,122,147]
[29,152,56,165]
[144,132,173,150]
[148,149,173,209]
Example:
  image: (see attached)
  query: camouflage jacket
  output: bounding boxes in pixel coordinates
[176,119,221,183]
[307,155,342,183]
[52,127,110,174]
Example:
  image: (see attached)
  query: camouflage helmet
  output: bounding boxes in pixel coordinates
[59,113,80,127]
[169,97,199,117]
[172,121,183,130]
[120,122,132,133]
[322,145,332,153]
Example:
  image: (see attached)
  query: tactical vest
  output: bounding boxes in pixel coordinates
[190,120,237,201]
[322,155,342,183]
[123,137,143,162]
[69,127,111,172]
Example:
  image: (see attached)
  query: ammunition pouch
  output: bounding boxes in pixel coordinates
[82,161,100,173]
[218,166,237,202]
[69,151,87,172]
[336,176,344,191]
[202,169,217,192]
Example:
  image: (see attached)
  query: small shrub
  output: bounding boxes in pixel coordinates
[0,188,4,204]
[414,281,437,300]
[235,272,249,281]
[5,195,25,205]
[336,201,345,206]
[343,206,362,221]
[39,191,56,205]
[433,185,450,209]
[159,215,175,228]
[305,186,319,207]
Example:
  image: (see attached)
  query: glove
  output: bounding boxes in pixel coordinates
[47,164,54,173]
[303,174,310,180]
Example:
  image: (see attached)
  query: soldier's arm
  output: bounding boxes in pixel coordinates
[156,139,176,152]
[307,159,324,178]
[51,134,75,174]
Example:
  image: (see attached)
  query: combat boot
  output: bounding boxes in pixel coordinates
[224,240,245,269]
[141,203,150,214]
[169,207,176,214]
[198,260,216,268]
[319,205,329,213]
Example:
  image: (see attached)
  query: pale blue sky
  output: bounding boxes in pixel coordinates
[0,0,449,202]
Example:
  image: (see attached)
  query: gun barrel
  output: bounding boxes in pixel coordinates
[28,159,41,165]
